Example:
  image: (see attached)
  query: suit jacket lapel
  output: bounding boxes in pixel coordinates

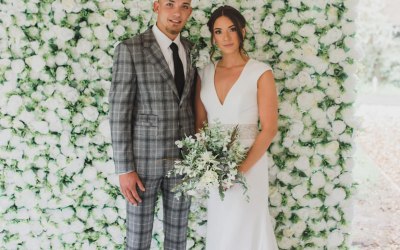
[180,39,194,104]
[142,29,180,99]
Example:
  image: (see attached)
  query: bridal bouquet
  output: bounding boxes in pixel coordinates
[167,122,248,200]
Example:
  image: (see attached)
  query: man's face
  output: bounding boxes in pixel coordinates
[153,0,192,40]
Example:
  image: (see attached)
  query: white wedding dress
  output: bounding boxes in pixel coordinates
[198,59,278,250]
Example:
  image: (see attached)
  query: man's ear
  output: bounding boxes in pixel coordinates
[153,1,160,13]
[242,28,246,37]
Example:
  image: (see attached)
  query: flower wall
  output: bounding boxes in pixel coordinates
[0,0,358,249]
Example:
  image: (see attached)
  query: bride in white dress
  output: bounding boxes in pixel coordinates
[194,6,279,250]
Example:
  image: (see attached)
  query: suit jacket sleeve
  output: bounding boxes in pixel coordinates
[109,42,137,174]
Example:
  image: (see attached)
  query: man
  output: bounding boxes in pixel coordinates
[109,0,195,249]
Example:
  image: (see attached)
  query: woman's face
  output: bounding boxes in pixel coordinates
[212,16,244,55]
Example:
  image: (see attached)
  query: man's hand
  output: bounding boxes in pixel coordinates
[119,172,146,206]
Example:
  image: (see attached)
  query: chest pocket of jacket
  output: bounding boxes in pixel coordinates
[134,114,158,136]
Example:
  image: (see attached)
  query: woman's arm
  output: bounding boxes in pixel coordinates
[195,75,208,132]
[238,70,278,173]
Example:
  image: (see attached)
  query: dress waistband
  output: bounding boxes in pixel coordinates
[209,124,259,140]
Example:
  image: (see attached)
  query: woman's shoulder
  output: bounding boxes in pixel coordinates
[197,61,216,81]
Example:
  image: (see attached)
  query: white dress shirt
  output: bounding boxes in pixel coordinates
[152,24,188,78]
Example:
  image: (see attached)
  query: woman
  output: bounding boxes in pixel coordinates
[195,5,279,250]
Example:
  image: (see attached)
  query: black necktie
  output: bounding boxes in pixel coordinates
[170,42,185,98]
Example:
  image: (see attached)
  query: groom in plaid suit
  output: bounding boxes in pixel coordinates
[109,0,195,249]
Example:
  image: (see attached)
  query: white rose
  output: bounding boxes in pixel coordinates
[297,92,316,111]
[294,207,311,221]
[277,237,295,249]
[192,10,207,24]
[315,16,329,29]
[300,44,318,58]
[62,233,77,244]
[332,120,346,135]
[328,229,344,248]
[294,156,310,175]
[76,38,93,55]
[55,52,68,65]
[15,189,37,209]
[76,207,89,221]
[82,166,97,181]
[282,137,294,148]
[296,70,314,88]
[298,24,315,37]
[277,172,293,184]
[327,6,338,24]
[292,221,307,237]
[304,55,329,74]
[22,170,36,186]
[339,172,352,187]
[25,55,46,72]
[104,207,118,224]
[8,221,31,236]
[326,83,341,100]
[311,171,326,189]
[277,40,294,53]
[60,85,79,103]
[325,141,340,155]
[93,26,110,40]
[269,187,282,206]
[104,9,117,23]
[280,22,297,36]
[309,219,327,233]
[92,189,111,207]
[307,197,323,208]
[82,106,99,122]
[107,225,124,244]
[11,59,25,74]
[271,0,285,11]
[291,184,308,200]
[200,25,211,38]
[279,100,298,118]
[42,96,64,111]
[45,111,63,133]
[55,67,67,82]
[288,121,304,137]
[0,196,14,214]
[55,27,75,44]
[98,54,113,69]
[328,47,347,63]
[98,119,111,141]
[194,0,209,9]
[288,0,301,8]
[325,188,346,206]
[61,0,76,12]
[113,25,125,38]
[0,129,12,147]
[262,14,275,32]
[5,95,23,117]
[29,121,49,134]
[328,207,341,221]
[69,220,85,234]
[64,157,85,176]
[320,27,342,45]
[78,26,92,40]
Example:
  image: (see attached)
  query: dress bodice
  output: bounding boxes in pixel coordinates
[198,59,272,125]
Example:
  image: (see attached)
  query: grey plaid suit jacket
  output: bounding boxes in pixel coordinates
[109,28,196,177]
